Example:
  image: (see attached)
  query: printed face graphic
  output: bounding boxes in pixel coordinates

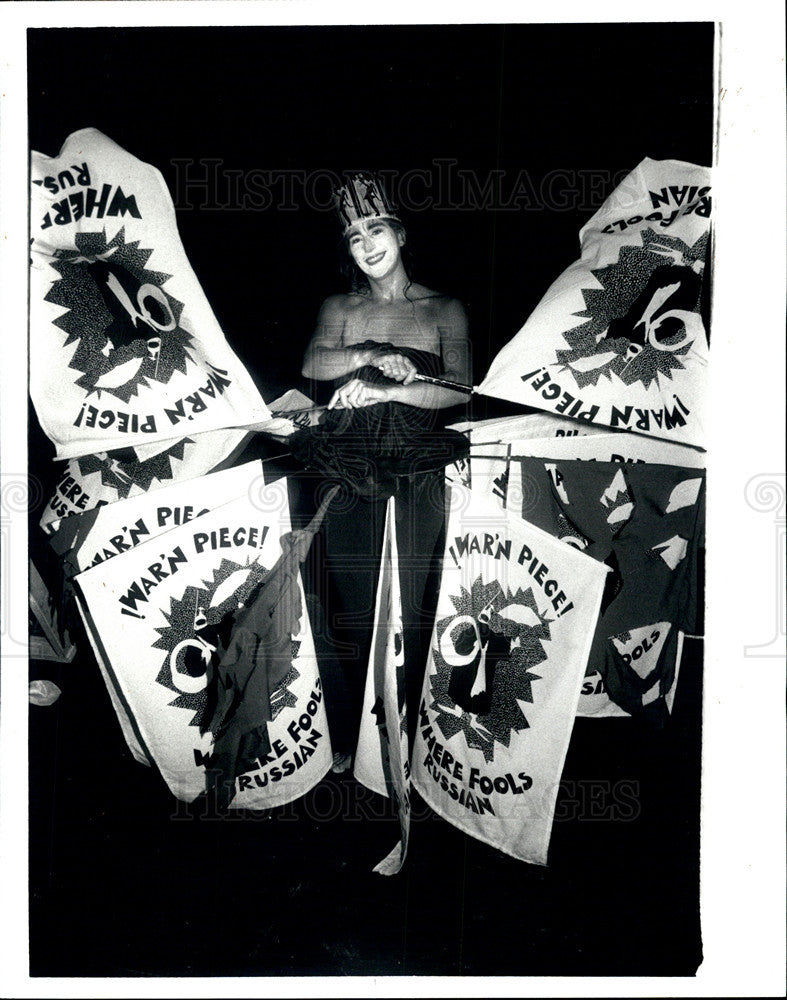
[347,219,403,278]
[429,578,551,763]
[46,228,194,404]
[555,230,709,391]
[154,558,269,729]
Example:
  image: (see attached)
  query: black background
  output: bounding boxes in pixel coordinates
[28,23,714,403]
[28,22,712,978]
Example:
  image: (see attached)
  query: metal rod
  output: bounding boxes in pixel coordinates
[412,373,475,393]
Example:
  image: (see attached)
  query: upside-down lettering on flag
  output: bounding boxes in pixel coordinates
[31,128,269,460]
[505,455,705,722]
[354,498,411,875]
[479,158,711,447]
[503,431,705,468]
[446,446,514,508]
[412,486,608,866]
[75,484,331,806]
[449,411,608,446]
[40,426,252,535]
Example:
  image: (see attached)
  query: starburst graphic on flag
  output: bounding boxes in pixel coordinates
[44,227,194,403]
[555,230,708,389]
[429,577,551,763]
[153,558,269,728]
[269,666,301,719]
[556,511,590,550]
[75,438,193,498]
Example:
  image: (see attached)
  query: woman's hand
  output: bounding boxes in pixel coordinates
[369,352,417,384]
[327,379,393,410]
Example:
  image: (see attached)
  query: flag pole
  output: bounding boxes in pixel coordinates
[411,373,475,393]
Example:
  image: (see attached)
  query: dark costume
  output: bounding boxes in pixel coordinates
[291,342,469,753]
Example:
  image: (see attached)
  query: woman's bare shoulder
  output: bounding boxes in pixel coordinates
[317,292,367,318]
[410,285,467,320]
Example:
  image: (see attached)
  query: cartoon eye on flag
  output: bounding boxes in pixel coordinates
[457,433,705,720]
[477,157,711,447]
[354,498,412,875]
[412,485,609,866]
[30,128,270,460]
[67,460,266,765]
[75,485,332,807]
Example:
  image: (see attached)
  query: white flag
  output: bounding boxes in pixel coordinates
[412,486,608,865]
[354,498,411,875]
[40,425,251,534]
[497,431,706,468]
[31,128,269,460]
[76,486,331,807]
[73,460,265,572]
[449,411,606,445]
[479,158,711,446]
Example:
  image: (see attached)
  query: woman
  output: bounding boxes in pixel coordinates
[298,173,471,769]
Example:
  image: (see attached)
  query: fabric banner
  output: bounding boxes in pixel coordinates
[479,158,711,446]
[31,127,269,460]
[447,448,513,508]
[354,498,411,875]
[449,412,607,446]
[471,430,705,469]
[577,628,684,718]
[449,437,704,718]
[412,486,608,865]
[70,462,266,761]
[72,460,265,572]
[40,426,251,534]
[505,457,705,721]
[252,388,324,439]
[75,485,331,806]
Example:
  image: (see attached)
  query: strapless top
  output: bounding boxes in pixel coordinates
[290,341,469,499]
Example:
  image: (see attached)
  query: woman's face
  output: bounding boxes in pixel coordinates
[346,218,404,280]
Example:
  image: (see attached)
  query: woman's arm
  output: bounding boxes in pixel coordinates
[328,299,472,410]
[390,299,471,406]
[301,296,378,380]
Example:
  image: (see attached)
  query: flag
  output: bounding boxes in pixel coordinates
[505,456,705,722]
[444,410,603,495]
[30,128,269,460]
[74,476,291,774]
[497,430,706,467]
[40,426,252,534]
[576,629,685,718]
[64,462,266,767]
[203,486,338,809]
[75,486,331,806]
[354,498,411,875]
[70,460,265,572]
[444,444,511,505]
[251,388,324,440]
[463,430,705,718]
[479,158,711,446]
[449,411,608,445]
[412,485,609,866]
